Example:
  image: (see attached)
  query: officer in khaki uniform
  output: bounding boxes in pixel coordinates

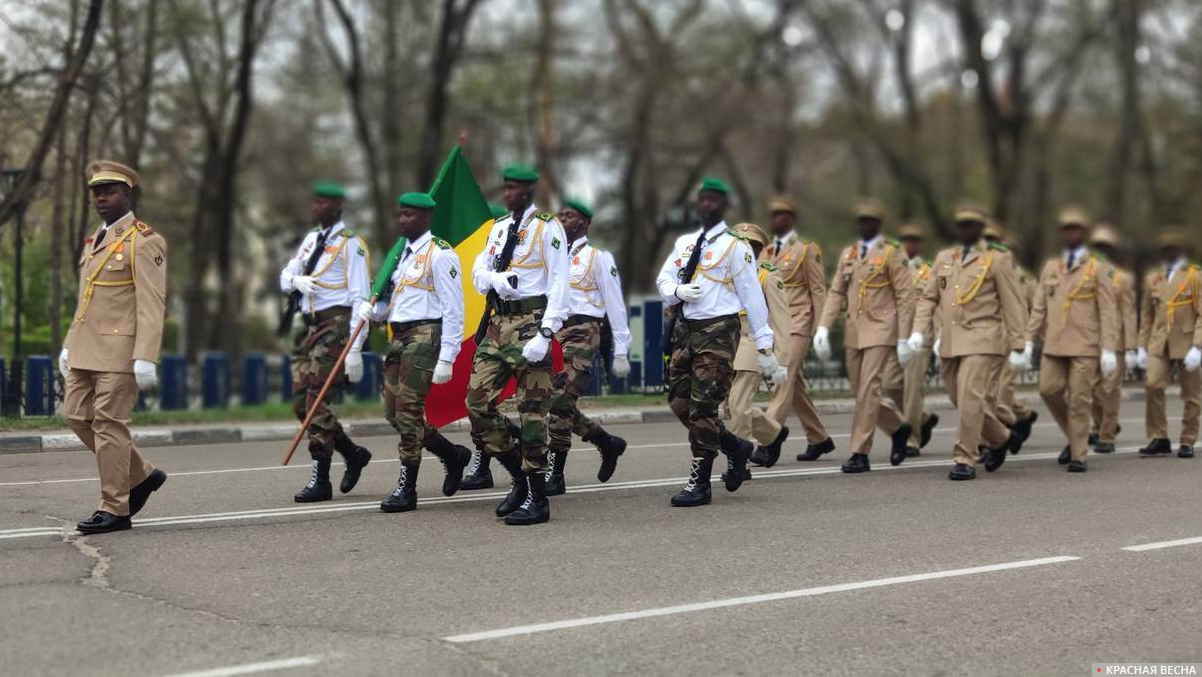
[1137,231,1202,459]
[1088,225,1139,454]
[883,223,939,458]
[1025,207,1120,472]
[724,223,790,470]
[909,207,1026,480]
[815,199,916,473]
[58,161,168,534]
[761,197,835,462]
[984,222,1039,445]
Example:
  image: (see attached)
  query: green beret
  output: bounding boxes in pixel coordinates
[312,181,345,199]
[699,176,729,195]
[501,164,540,182]
[488,203,508,219]
[563,197,593,220]
[397,192,436,210]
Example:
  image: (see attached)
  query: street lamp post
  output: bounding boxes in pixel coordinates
[1,168,26,418]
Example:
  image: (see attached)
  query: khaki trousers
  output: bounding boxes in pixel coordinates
[846,345,904,455]
[766,333,828,443]
[995,361,1032,426]
[1090,353,1125,443]
[942,355,1008,465]
[727,370,783,446]
[63,369,155,516]
[1039,355,1098,461]
[883,349,931,447]
[1146,353,1202,446]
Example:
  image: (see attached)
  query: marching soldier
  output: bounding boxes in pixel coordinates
[1137,231,1202,459]
[354,192,470,512]
[726,222,790,470]
[279,182,373,502]
[1088,225,1139,454]
[59,161,169,534]
[814,199,916,473]
[909,207,1026,480]
[760,197,836,463]
[1025,207,1120,472]
[467,164,570,525]
[544,197,632,495]
[656,178,781,507]
[883,223,940,458]
[984,222,1039,446]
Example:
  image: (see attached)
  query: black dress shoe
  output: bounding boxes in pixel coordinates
[1067,460,1087,473]
[905,445,921,458]
[797,437,836,461]
[1013,411,1038,447]
[1088,432,1099,447]
[586,428,627,483]
[671,458,713,507]
[750,427,789,468]
[1094,442,1115,454]
[380,463,419,513]
[1007,425,1026,455]
[295,459,333,503]
[841,453,871,474]
[948,463,976,481]
[504,474,551,525]
[1057,446,1071,465]
[1139,438,1172,457]
[129,469,167,517]
[77,511,131,534]
[545,451,567,497]
[718,429,752,492]
[334,432,371,494]
[920,414,939,448]
[890,424,913,466]
[1178,445,1195,459]
[984,432,1016,472]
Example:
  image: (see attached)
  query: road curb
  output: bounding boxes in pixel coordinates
[0,387,1149,454]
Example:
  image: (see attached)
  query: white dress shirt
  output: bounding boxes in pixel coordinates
[858,234,883,259]
[367,230,464,362]
[279,221,370,339]
[1166,257,1187,280]
[1064,244,1089,269]
[656,221,774,351]
[565,236,633,358]
[470,203,570,333]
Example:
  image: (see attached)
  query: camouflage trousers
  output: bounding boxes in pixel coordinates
[667,315,740,459]
[290,308,350,460]
[548,318,604,454]
[382,321,441,463]
[466,309,554,473]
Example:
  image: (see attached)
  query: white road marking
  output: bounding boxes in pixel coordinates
[155,655,324,677]
[0,446,1144,542]
[1123,536,1202,552]
[442,556,1082,643]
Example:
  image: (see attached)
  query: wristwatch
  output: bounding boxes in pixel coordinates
[539,327,554,339]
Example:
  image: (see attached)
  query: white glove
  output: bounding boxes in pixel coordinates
[58,348,69,379]
[133,359,157,390]
[1136,347,1148,370]
[813,326,831,361]
[907,332,924,353]
[490,272,521,301]
[673,283,703,304]
[932,338,941,367]
[756,351,781,381]
[432,359,453,384]
[1186,346,1202,373]
[772,363,788,386]
[522,334,551,362]
[1125,349,1138,366]
[612,355,631,379]
[1008,350,1027,372]
[897,340,914,366]
[355,300,376,324]
[345,350,364,383]
[292,275,318,297]
[1100,350,1118,377]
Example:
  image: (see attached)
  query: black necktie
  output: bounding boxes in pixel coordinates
[94,226,109,251]
[775,238,783,254]
[962,246,971,261]
[860,243,868,259]
[1067,251,1076,269]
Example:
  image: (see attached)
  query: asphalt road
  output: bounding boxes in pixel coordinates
[2,400,1200,677]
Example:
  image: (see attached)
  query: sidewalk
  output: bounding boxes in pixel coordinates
[0,387,1147,454]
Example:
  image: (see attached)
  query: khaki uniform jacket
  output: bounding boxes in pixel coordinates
[65,212,167,372]
[819,237,914,349]
[906,255,939,347]
[764,235,825,338]
[1139,264,1202,360]
[1111,266,1138,351]
[1027,253,1120,357]
[915,242,1026,358]
[735,263,791,371]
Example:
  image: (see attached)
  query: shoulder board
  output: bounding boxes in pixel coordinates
[340,230,357,238]
[987,242,1009,253]
[758,261,777,272]
[134,221,155,236]
[434,237,452,250]
[535,212,553,221]
[1190,263,1201,271]
[884,237,901,247]
[726,229,749,242]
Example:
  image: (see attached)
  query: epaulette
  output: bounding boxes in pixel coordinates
[434,237,452,250]
[535,212,553,221]
[134,221,155,236]
[727,229,749,241]
[987,241,1010,253]
[341,230,358,239]
[884,236,901,247]
[758,260,777,272]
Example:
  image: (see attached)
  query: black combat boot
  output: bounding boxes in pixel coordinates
[749,426,789,468]
[380,463,419,513]
[671,457,714,507]
[585,427,627,482]
[797,437,836,461]
[334,431,372,494]
[494,449,529,518]
[718,429,752,492]
[545,451,567,496]
[504,473,551,525]
[460,432,494,490]
[1139,438,1172,457]
[294,457,333,503]
[889,424,913,466]
[424,431,472,496]
[920,413,940,449]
